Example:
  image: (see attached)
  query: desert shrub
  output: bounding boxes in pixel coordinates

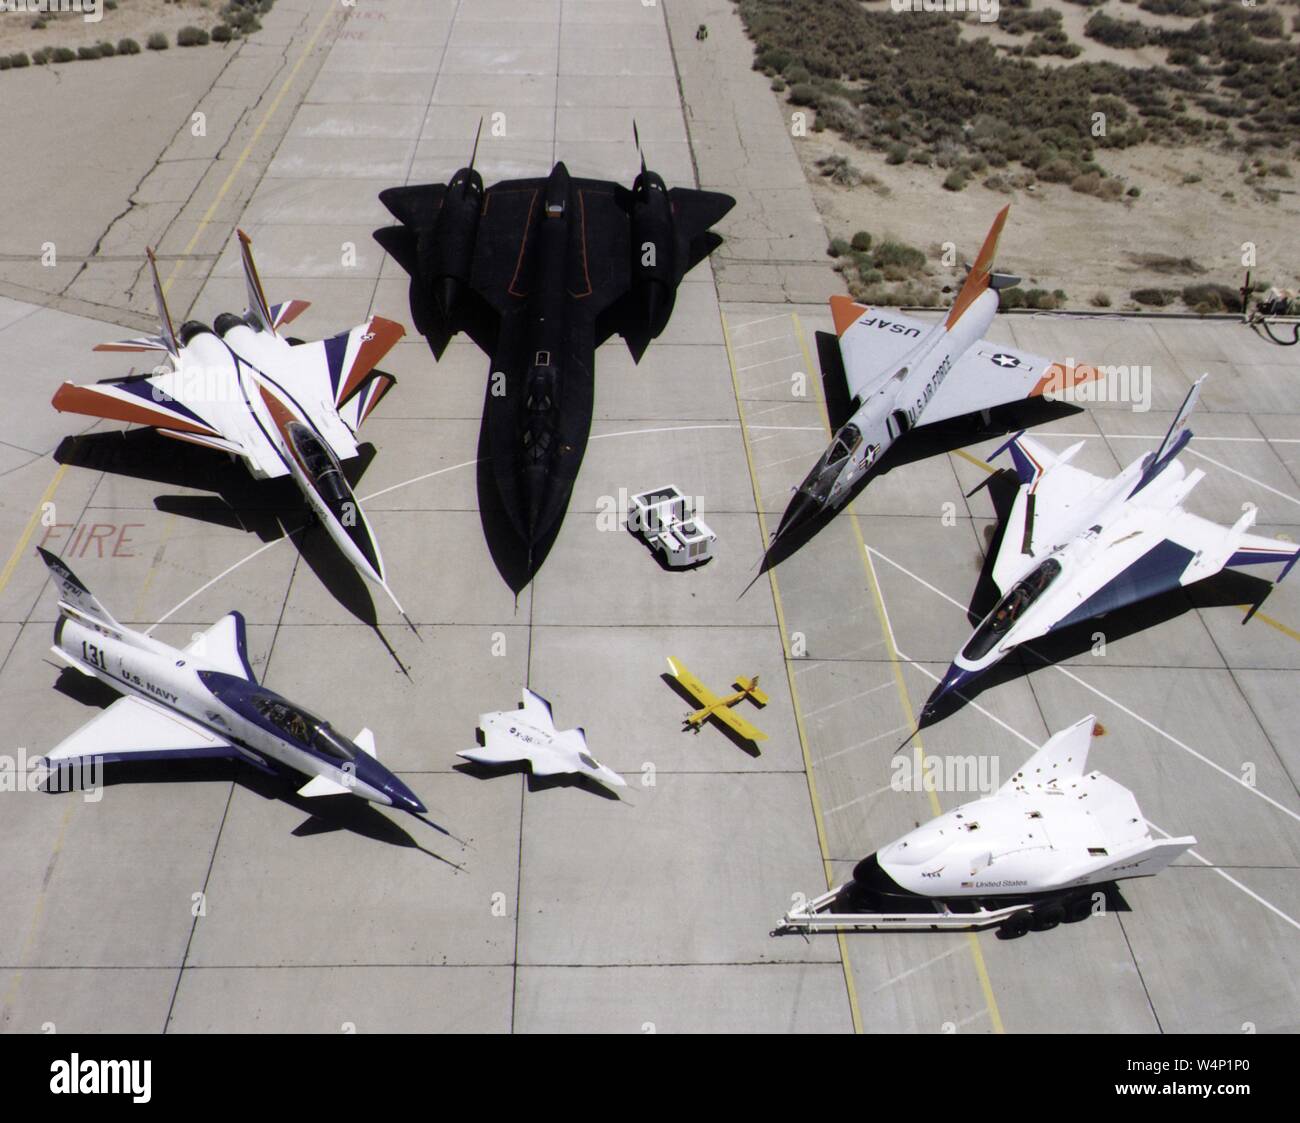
[212,24,234,42]
[178,27,210,47]
[147,32,169,51]
[885,142,908,165]
[1131,287,1177,306]
[77,45,103,60]
[1037,158,1079,184]
[827,238,852,258]
[1139,0,1204,13]
[1182,283,1242,312]
[851,231,872,252]
[1000,287,1027,309]
[51,47,77,64]
[1023,288,1062,310]
[1084,13,1149,49]
[13,51,33,67]
[1091,291,1113,307]
[872,240,926,272]
[98,41,116,57]
[118,38,141,55]
[943,169,968,191]
[0,57,9,71]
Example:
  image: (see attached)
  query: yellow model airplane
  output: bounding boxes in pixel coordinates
[666,656,769,743]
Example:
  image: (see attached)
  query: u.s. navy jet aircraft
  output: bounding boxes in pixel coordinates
[375,125,735,581]
[37,548,425,814]
[923,376,1300,720]
[781,716,1195,936]
[50,231,413,627]
[460,688,625,792]
[773,206,1103,548]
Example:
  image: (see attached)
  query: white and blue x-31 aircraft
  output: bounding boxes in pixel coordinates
[923,376,1300,719]
[39,548,425,815]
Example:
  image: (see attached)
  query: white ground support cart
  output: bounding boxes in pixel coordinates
[627,485,716,568]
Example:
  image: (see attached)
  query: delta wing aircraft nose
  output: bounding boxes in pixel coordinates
[921,663,981,722]
[355,752,426,814]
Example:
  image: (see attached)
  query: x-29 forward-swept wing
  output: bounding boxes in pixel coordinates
[38,548,425,814]
[773,205,1104,547]
[50,231,412,626]
[375,126,735,576]
[923,376,1300,719]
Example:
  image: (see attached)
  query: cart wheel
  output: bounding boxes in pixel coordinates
[998,910,1032,939]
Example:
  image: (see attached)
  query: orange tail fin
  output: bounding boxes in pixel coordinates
[945,205,1010,330]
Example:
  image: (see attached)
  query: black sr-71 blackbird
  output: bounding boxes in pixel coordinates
[374,127,734,587]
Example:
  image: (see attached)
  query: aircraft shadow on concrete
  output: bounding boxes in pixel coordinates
[920,539,1274,725]
[54,430,405,638]
[660,671,763,758]
[454,755,624,801]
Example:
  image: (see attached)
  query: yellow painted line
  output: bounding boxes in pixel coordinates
[1,802,76,1023]
[1242,605,1300,643]
[721,312,863,1035]
[793,313,1005,1035]
[0,465,68,598]
[160,0,341,295]
[952,447,995,475]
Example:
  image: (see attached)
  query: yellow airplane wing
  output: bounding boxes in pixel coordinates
[666,656,722,709]
[711,704,768,743]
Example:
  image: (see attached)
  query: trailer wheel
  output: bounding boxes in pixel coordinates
[1065,895,1093,923]
[1030,902,1065,931]
[998,910,1032,939]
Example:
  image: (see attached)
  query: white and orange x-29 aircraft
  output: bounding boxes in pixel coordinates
[773,205,1103,546]
[51,230,413,626]
[666,657,769,743]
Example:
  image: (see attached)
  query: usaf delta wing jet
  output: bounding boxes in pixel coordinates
[50,231,413,628]
[923,376,1300,720]
[773,206,1104,548]
[38,548,425,814]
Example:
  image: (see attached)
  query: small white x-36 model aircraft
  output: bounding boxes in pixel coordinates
[51,230,411,626]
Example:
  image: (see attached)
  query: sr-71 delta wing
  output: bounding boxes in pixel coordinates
[50,231,413,628]
[922,375,1300,720]
[376,123,735,584]
[772,205,1104,551]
